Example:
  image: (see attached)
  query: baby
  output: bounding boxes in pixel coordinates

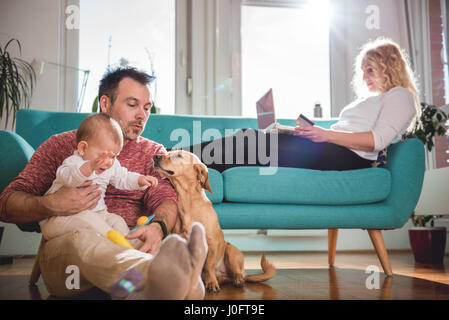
[39,113,158,247]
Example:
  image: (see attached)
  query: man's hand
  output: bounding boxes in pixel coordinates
[42,180,101,216]
[126,223,164,254]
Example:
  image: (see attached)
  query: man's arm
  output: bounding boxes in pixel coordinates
[124,142,179,253]
[1,181,101,224]
[0,132,101,224]
[127,182,178,254]
[152,199,178,234]
[1,191,52,224]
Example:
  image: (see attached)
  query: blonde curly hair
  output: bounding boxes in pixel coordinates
[352,38,420,124]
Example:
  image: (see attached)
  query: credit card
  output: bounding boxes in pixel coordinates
[295,114,315,127]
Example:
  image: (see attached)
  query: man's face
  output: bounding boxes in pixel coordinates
[100,77,152,143]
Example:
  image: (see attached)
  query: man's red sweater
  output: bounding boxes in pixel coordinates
[0,130,178,227]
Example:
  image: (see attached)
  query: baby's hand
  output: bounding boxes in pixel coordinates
[138,175,159,188]
[90,151,115,173]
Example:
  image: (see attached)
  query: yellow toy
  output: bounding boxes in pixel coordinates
[107,214,155,248]
[107,230,133,249]
[137,216,150,227]
[130,214,155,232]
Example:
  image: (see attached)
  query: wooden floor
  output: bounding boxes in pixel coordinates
[1,251,449,300]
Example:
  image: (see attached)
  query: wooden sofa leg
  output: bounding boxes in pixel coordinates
[29,237,46,285]
[328,229,338,266]
[367,230,393,277]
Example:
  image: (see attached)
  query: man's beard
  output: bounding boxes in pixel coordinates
[123,121,144,141]
[123,127,141,141]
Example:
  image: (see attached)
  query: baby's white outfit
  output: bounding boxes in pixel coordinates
[39,151,148,241]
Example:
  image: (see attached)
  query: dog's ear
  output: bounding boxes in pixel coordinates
[194,164,212,194]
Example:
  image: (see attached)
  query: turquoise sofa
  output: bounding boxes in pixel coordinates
[0,109,426,275]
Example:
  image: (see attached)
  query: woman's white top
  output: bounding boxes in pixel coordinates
[331,86,416,160]
[45,151,147,212]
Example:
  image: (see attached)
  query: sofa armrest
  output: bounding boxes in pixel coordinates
[0,130,40,232]
[384,138,425,227]
[0,130,35,193]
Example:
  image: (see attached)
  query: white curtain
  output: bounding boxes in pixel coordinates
[444,0,449,90]
[404,0,432,104]
[404,0,436,169]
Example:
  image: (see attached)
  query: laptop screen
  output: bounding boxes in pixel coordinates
[256,88,275,130]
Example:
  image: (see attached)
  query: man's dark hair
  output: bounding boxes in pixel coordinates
[98,66,155,104]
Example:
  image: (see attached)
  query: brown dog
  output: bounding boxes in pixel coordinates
[153,150,275,292]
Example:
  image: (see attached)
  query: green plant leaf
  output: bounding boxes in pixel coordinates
[0,39,35,129]
[92,96,99,113]
[409,102,448,152]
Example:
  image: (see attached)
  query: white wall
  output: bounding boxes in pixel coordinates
[330,0,409,116]
[0,0,79,118]
[0,0,60,114]
[0,0,77,256]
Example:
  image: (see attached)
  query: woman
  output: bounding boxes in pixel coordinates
[187,38,419,172]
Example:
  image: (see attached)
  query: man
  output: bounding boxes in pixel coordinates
[0,67,207,299]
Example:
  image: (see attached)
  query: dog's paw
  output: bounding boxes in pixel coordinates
[232,275,245,288]
[232,277,245,288]
[205,279,220,293]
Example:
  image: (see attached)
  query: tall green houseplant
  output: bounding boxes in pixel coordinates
[407,102,448,152]
[407,102,448,227]
[0,39,36,128]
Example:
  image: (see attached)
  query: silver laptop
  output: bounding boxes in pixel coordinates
[256,88,276,130]
[256,88,314,133]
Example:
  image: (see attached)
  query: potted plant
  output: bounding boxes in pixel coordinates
[0,39,36,129]
[407,102,448,264]
[409,214,446,264]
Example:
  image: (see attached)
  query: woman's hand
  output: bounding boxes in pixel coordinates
[294,126,330,143]
[295,127,375,151]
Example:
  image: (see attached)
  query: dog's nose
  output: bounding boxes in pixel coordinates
[153,154,162,163]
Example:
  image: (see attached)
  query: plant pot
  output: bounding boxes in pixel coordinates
[409,227,447,264]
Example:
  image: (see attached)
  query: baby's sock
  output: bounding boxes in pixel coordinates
[144,222,208,300]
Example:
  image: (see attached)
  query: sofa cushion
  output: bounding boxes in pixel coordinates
[205,168,223,203]
[222,167,391,205]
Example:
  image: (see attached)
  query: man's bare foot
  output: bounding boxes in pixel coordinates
[144,222,208,300]
[185,222,208,300]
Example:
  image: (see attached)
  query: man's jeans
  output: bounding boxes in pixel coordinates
[39,228,152,298]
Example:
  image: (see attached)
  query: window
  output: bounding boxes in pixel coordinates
[78,0,175,114]
[442,0,449,163]
[240,1,331,119]
[443,0,449,104]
